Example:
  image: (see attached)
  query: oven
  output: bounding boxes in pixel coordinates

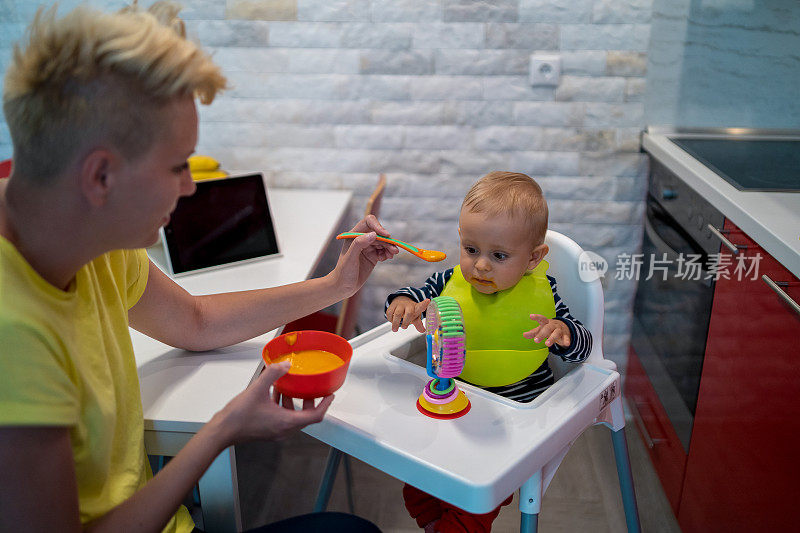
[630,158,726,452]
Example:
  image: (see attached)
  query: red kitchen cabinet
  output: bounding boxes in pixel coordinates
[677,220,800,532]
[624,347,686,513]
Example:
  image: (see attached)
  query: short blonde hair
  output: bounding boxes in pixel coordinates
[461,171,549,246]
[2,1,227,183]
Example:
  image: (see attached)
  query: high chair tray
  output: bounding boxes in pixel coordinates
[303,322,620,514]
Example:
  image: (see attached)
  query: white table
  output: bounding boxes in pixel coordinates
[132,188,352,532]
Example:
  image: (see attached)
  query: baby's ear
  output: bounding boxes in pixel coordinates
[528,243,549,270]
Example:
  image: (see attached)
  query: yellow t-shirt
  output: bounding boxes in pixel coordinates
[0,238,193,532]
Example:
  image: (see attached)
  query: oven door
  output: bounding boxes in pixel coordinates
[630,195,715,453]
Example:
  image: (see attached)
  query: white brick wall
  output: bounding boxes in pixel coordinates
[0,0,654,371]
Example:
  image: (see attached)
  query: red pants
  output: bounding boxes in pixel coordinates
[402,484,514,533]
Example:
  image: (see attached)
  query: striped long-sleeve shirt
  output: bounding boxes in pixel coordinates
[385,268,592,403]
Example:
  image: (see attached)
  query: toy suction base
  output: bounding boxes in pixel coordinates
[417,390,471,420]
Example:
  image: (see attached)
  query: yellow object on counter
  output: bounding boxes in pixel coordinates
[188,154,227,181]
[191,169,228,181]
[188,154,220,172]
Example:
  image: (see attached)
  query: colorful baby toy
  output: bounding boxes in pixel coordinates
[417,296,470,419]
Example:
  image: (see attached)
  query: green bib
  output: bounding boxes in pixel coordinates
[441,262,556,386]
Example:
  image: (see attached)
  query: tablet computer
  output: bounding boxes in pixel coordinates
[160,173,281,276]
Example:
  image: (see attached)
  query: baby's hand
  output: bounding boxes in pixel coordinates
[523,314,571,348]
[386,296,430,333]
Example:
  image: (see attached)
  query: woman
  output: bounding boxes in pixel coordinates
[0,3,394,531]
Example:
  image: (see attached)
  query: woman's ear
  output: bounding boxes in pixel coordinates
[528,243,549,270]
[79,149,115,207]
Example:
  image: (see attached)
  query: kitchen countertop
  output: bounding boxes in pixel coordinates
[642,132,800,278]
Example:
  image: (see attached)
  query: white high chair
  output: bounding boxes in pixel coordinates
[517,230,640,532]
[309,230,641,533]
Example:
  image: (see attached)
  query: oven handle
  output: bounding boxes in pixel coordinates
[628,398,667,449]
[762,275,800,317]
[646,197,707,258]
[644,214,681,260]
[707,224,739,255]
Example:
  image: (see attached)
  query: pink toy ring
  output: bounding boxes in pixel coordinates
[423,382,457,404]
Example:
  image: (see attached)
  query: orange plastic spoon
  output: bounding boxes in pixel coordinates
[336,232,446,262]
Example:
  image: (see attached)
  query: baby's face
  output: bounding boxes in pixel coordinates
[458,208,545,294]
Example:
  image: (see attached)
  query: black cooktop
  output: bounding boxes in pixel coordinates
[669,138,800,192]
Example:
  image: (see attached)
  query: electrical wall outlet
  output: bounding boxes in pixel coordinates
[529,54,561,87]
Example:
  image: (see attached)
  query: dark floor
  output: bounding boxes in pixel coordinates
[231,402,682,533]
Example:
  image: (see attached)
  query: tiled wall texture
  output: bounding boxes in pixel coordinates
[0,0,653,369]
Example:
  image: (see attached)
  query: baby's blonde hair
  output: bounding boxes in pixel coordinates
[2,1,227,183]
[461,171,549,246]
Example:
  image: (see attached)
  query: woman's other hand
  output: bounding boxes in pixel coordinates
[214,361,334,444]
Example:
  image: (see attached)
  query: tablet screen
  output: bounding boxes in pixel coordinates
[162,173,280,275]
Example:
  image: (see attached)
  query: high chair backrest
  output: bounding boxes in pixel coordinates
[543,230,605,375]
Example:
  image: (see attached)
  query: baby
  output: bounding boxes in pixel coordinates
[385,171,593,532]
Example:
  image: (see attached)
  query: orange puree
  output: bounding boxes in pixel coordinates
[272,349,344,375]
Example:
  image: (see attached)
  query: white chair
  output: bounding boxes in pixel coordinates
[542,230,605,375]
[283,174,386,341]
[522,230,640,532]
[313,230,641,532]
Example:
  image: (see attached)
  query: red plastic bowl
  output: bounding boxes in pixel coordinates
[262,330,353,399]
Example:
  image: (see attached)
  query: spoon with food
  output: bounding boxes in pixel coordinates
[336,232,446,262]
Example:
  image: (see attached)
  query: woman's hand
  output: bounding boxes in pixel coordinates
[328,215,398,299]
[214,361,334,444]
[523,314,571,348]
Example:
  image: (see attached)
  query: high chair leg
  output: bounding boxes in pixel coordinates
[520,512,538,533]
[519,470,542,533]
[611,427,641,533]
[314,447,343,512]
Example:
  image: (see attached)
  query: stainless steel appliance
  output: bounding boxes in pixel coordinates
[631,158,724,452]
